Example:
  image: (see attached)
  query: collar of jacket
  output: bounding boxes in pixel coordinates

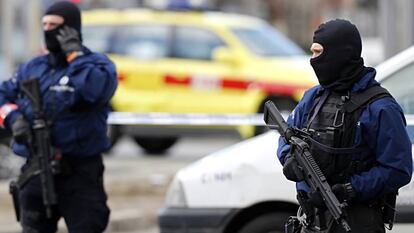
[316,67,379,95]
[350,67,379,93]
[41,46,92,66]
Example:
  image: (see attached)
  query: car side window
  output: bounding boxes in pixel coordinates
[111,24,171,60]
[82,26,115,53]
[172,26,226,61]
[381,62,414,114]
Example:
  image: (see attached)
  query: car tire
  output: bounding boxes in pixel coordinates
[0,144,25,179]
[237,212,291,233]
[0,128,11,145]
[107,125,121,148]
[103,125,121,156]
[133,136,178,155]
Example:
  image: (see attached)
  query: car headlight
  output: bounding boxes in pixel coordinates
[165,177,187,207]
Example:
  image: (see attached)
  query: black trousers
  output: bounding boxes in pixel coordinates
[19,155,110,233]
[302,203,385,233]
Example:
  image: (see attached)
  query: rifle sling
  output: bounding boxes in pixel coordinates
[307,136,370,154]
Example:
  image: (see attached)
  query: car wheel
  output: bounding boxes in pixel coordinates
[0,144,25,179]
[254,98,297,136]
[237,212,291,233]
[107,125,121,148]
[133,136,178,155]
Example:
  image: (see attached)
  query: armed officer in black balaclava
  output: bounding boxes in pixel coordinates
[0,1,117,232]
[277,19,412,232]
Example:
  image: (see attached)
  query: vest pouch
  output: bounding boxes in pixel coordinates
[310,127,337,178]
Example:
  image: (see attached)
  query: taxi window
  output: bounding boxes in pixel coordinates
[231,24,304,57]
[381,62,414,114]
[111,25,171,60]
[82,26,115,53]
[172,26,226,60]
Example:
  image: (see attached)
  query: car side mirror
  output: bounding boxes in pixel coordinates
[212,47,241,66]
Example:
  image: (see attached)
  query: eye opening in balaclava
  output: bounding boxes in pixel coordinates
[310,19,366,93]
[43,1,82,53]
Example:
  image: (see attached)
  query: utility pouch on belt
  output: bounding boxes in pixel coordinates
[285,216,302,233]
[9,181,20,221]
[382,192,397,230]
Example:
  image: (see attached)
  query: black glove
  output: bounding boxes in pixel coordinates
[56,25,82,55]
[307,191,326,209]
[11,115,31,145]
[332,183,356,202]
[282,153,304,182]
[307,183,356,209]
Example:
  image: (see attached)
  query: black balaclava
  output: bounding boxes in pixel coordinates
[44,1,82,53]
[310,19,366,93]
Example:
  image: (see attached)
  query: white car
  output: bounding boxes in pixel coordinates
[158,46,414,233]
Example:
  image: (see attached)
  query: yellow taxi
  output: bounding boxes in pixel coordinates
[82,8,316,154]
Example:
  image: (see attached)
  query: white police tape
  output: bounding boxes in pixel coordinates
[109,113,414,127]
[108,112,267,126]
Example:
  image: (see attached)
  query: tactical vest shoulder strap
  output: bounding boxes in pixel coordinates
[343,85,391,113]
[339,85,391,150]
[306,90,330,129]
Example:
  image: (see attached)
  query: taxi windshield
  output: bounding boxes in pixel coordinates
[231,25,305,57]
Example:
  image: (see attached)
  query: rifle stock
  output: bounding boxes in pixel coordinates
[264,100,351,232]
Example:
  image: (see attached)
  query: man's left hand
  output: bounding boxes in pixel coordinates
[56,25,82,55]
[332,183,356,202]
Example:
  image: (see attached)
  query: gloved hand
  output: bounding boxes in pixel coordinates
[307,183,356,209]
[282,153,304,182]
[332,183,356,202]
[56,25,82,56]
[11,115,31,144]
[307,191,326,209]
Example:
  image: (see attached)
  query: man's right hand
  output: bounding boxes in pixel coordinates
[283,153,304,182]
[11,115,31,144]
[56,25,82,56]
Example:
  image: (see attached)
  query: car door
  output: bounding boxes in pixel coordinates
[158,25,248,114]
[108,24,174,112]
[380,61,414,223]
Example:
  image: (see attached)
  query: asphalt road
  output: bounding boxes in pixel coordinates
[1,136,413,233]
[105,135,241,233]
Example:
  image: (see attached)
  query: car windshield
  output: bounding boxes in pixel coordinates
[83,25,170,60]
[381,63,414,115]
[406,123,414,144]
[231,24,305,57]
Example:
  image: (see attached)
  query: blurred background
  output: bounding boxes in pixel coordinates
[1,0,414,78]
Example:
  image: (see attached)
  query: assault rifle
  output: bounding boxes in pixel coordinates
[263,100,351,232]
[9,79,58,221]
